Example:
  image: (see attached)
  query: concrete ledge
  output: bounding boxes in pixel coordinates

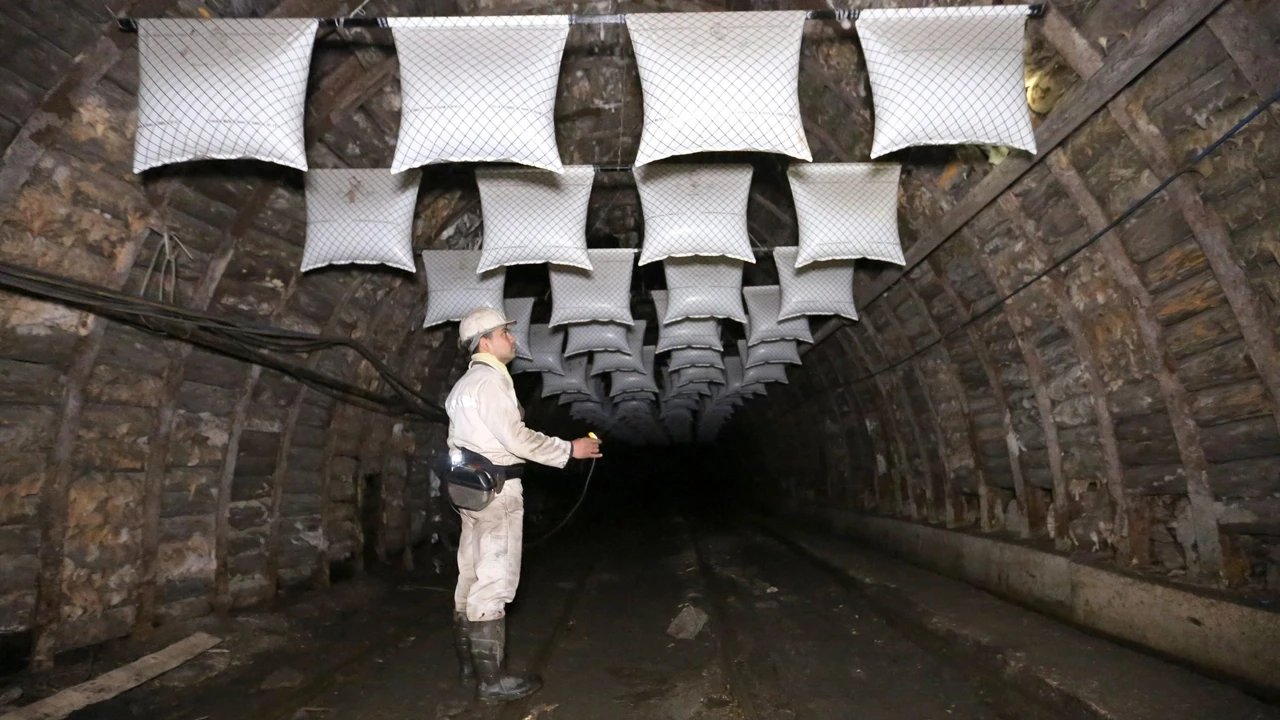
[782,504,1280,696]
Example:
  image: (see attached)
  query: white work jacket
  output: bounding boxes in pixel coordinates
[445,355,572,469]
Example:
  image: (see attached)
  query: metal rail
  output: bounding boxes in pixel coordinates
[113,5,1044,32]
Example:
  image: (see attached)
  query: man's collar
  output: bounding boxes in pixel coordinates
[470,352,512,382]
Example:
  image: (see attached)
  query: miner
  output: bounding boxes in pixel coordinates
[441,306,602,703]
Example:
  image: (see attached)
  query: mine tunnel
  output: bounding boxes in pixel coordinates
[1,0,1279,718]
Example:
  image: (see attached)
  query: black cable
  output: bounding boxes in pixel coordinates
[844,85,1280,385]
[526,458,597,548]
[0,261,450,423]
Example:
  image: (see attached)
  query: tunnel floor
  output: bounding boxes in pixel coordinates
[81,516,1027,720]
[46,497,1278,720]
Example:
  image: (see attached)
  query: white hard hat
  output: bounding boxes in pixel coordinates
[459,306,515,350]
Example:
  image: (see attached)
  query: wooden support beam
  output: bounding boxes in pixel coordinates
[901,279,990,529]
[213,364,262,613]
[876,291,957,526]
[925,262,1033,534]
[133,184,276,635]
[839,329,912,518]
[1040,7,1250,575]
[315,278,418,579]
[25,2,173,670]
[954,220,1116,542]
[859,318,935,521]
[29,230,152,669]
[260,277,369,601]
[808,0,1234,351]
[133,0,405,630]
[842,383,885,512]
[1206,0,1280,100]
[1045,152,1224,576]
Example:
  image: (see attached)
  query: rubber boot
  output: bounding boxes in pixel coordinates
[452,612,475,687]
[469,617,541,703]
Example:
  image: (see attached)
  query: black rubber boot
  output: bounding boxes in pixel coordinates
[452,612,475,687]
[469,617,541,703]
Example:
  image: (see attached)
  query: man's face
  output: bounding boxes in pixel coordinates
[479,325,518,364]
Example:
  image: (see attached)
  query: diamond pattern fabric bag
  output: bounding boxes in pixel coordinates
[134,19,317,172]
[857,6,1035,158]
[663,257,747,323]
[421,250,506,328]
[743,286,814,344]
[303,169,420,273]
[549,249,637,326]
[475,166,595,272]
[773,247,859,321]
[634,164,755,265]
[787,163,904,267]
[564,322,631,356]
[651,290,722,353]
[626,11,811,166]
[504,297,537,361]
[389,16,569,173]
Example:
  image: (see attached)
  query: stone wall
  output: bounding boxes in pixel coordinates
[737,0,1280,598]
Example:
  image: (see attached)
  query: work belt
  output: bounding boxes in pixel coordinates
[433,446,524,512]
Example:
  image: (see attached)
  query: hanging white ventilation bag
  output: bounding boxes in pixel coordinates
[668,348,725,372]
[787,164,904,267]
[475,166,595,272]
[591,321,648,375]
[856,6,1036,159]
[772,247,859,321]
[302,169,420,273]
[611,347,661,397]
[564,323,631,356]
[134,19,317,173]
[389,16,569,173]
[626,11,811,166]
[504,297,536,361]
[663,257,747,323]
[634,165,755,265]
[421,250,506,328]
[549,249,636,326]
[650,290,723,353]
[744,361,790,385]
[675,366,725,386]
[744,286,814,344]
[541,356,591,397]
[739,338,802,368]
[524,324,567,375]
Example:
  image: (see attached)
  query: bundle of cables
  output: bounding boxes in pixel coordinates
[0,261,449,423]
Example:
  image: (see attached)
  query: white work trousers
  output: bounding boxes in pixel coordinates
[454,480,524,622]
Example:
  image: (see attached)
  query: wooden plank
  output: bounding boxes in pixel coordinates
[1046,150,1224,576]
[901,281,986,529]
[876,296,954,526]
[928,260,1045,536]
[1207,0,1280,99]
[808,0,1233,350]
[2,632,221,720]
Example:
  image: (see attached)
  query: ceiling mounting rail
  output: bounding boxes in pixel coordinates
[112,5,1045,32]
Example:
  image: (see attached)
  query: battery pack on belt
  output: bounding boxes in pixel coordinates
[433,446,524,511]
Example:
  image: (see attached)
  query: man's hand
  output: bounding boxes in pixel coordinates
[571,437,603,459]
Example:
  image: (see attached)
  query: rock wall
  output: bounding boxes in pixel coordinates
[738,0,1280,597]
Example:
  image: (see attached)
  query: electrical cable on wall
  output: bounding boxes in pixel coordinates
[841,86,1280,386]
[0,261,450,423]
